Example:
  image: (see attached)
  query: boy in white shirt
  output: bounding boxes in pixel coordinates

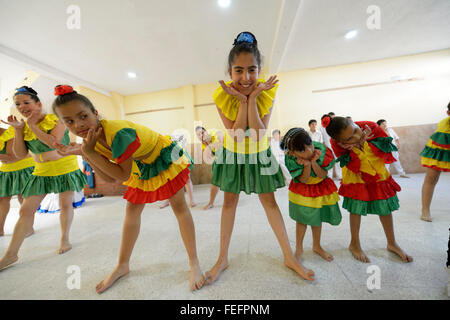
[307,119,323,143]
[377,119,409,178]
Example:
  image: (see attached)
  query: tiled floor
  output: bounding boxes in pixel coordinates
[0,173,448,299]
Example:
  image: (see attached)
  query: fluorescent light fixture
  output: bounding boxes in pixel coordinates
[127,72,137,79]
[218,0,231,8]
[344,30,358,40]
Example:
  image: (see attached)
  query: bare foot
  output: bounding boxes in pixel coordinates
[203,203,214,210]
[96,264,130,294]
[190,202,197,208]
[58,240,72,254]
[284,257,315,281]
[387,243,413,263]
[0,254,18,272]
[420,212,432,222]
[205,259,229,285]
[313,245,334,262]
[349,244,370,263]
[190,260,205,291]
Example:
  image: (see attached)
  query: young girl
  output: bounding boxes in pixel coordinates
[206,31,314,284]
[0,86,87,271]
[195,126,223,210]
[52,85,205,293]
[323,115,412,263]
[0,126,35,236]
[280,128,341,262]
[420,102,450,222]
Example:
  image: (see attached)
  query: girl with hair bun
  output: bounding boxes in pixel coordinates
[281,128,341,263]
[323,115,412,263]
[52,85,205,293]
[0,86,87,271]
[206,31,314,284]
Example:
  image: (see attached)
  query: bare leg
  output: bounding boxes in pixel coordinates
[421,168,441,222]
[17,195,34,237]
[168,188,204,291]
[203,185,219,210]
[0,195,45,271]
[96,201,145,294]
[295,222,307,261]
[58,191,74,254]
[311,224,333,261]
[379,214,413,262]
[206,192,239,285]
[349,213,370,263]
[185,177,196,208]
[0,197,12,236]
[258,192,314,281]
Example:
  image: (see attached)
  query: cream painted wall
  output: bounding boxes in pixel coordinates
[275,49,450,135]
[76,86,120,121]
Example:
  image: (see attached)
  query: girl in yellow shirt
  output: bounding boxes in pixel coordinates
[205,32,314,284]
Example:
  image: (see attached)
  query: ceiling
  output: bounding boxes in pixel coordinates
[1,0,449,96]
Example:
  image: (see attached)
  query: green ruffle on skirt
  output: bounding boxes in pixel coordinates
[430,131,450,145]
[289,202,342,226]
[136,142,192,180]
[420,146,450,162]
[21,169,87,198]
[342,194,399,216]
[0,166,34,197]
[211,147,285,194]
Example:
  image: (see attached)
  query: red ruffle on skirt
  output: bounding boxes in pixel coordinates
[123,167,190,204]
[339,176,401,201]
[289,177,338,197]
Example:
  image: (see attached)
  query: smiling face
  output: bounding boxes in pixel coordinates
[54,100,99,138]
[229,52,260,96]
[14,94,42,118]
[288,143,314,162]
[337,123,363,145]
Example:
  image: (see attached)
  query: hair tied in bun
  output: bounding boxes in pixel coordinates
[321,116,331,128]
[54,85,74,96]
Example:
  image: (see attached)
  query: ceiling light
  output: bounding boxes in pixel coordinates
[218,0,231,8]
[344,30,358,40]
[127,72,137,79]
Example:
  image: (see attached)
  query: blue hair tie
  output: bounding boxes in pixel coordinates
[16,87,29,93]
[234,32,256,45]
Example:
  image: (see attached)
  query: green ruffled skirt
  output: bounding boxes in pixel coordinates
[289,202,342,226]
[211,147,285,194]
[0,166,35,197]
[21,170,87,198]
[342,194,400,216]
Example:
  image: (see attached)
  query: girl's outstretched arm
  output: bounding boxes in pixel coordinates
[2,116,28,158]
